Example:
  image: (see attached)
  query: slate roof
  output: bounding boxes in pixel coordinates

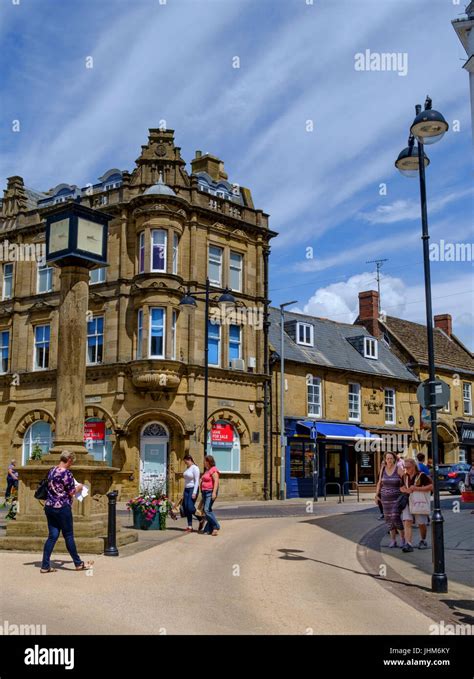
[269,307,418,382]
[25,188,48,209]
[382,316,474,375]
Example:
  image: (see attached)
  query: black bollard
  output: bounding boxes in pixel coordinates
[104,490,119,557]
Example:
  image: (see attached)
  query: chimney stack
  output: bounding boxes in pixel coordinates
[191,151,228,181]
[434,314,452,337]
[358,290,381,337]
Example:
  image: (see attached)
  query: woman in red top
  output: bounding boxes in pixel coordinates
[199,455,220,536]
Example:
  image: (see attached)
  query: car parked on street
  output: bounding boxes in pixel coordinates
[437,463,471,495]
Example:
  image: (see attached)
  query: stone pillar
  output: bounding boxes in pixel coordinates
[50,266,90,456]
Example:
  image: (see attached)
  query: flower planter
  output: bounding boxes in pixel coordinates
[132,507,166,530]
[461,490,474,503]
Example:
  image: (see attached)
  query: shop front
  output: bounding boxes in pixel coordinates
[457,422,474,464]
[284,418,380,498]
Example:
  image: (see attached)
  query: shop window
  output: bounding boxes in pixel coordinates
[23,421,53,464]
[84,418,112,465]
[208,421,240,472]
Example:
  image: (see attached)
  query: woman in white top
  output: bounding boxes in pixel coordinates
[182,455,200,532]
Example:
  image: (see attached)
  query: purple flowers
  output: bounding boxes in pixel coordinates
[127,492,172,522]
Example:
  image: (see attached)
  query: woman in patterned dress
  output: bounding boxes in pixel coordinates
[375,451,405,548]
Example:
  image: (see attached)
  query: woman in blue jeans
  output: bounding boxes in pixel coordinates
[41,450,93,573]
[182,454,200,532]
[199,455,220,536]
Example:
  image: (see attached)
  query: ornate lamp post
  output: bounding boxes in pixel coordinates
[395,96,449,594]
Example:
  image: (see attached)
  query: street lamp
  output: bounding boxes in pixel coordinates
[395,96,449,594]
[279,300,297,500]
[179,279,236,456]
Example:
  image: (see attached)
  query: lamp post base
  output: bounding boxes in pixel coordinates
[431,573,448,594]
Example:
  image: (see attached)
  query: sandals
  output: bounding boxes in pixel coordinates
[40,567,57,574]
[75,560,94,571]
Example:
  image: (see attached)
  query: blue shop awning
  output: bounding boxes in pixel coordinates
[296,421,381,441]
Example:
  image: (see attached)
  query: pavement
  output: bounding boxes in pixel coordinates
[0,493,471,635]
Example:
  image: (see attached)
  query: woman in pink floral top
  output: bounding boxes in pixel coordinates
[41,450,93,573]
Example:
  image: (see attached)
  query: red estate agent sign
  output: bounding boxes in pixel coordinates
[84,421,105,441]
[211,423,234,445]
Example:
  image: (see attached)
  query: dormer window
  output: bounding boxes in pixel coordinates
[297,322,313,347]
[364,337,378,359]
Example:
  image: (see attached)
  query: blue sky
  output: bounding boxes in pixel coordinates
[1,0,473,347]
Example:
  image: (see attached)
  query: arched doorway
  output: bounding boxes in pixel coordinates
[140,422,169,492]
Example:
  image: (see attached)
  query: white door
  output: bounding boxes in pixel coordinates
[140,423,169,493]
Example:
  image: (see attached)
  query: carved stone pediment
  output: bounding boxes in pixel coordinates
[133,203,187,220]
[28,300,54,315]
[0,304,13,316]
[89,292,107,305]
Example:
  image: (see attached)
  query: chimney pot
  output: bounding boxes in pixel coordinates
[434,314,452,337]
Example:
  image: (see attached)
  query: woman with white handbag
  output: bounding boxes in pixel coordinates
[399,458,433,553]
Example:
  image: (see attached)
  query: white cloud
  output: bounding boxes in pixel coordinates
[296,271,474,348]
[358,189,474,225]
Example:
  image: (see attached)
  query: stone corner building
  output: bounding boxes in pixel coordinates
[0,128,276,500]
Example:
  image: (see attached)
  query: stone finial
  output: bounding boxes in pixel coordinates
[1,176,28,218]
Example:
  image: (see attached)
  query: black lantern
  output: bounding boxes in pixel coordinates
[45,203,112,268]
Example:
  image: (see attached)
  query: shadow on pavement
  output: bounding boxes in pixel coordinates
[275,547,432,592]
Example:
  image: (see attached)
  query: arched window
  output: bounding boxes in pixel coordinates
[23,421,53,464]
[84,418,113,464]
[207,420,240,473]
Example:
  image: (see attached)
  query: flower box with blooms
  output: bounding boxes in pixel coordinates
[127,484,173,531]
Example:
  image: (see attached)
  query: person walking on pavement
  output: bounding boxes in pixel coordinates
[5,459,19,500]
[375,451,405,548]
[399,458,433,552]
[416,452,431,476]
[199,455,220,536]
[182,454,200,532]
[40,450,93,573]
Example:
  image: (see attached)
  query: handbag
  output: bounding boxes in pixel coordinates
[397,493,409,512]
[409,489,431,515]
[34,469,53,501]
